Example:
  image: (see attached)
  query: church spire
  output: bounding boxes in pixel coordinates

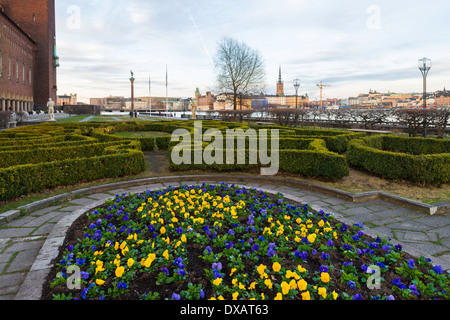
[278,65,282,84]
[276,65,284,96]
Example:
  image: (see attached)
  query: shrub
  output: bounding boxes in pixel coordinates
[347,136,450,185]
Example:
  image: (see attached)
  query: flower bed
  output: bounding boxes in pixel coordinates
[42,183,449,300]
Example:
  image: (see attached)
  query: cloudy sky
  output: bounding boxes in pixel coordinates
[55,0,450,103]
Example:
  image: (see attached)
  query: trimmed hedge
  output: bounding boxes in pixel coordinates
[347,136,450,185]
[0,125,146,202]
[169,134,349,180]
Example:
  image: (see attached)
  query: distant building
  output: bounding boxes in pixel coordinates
[58,93,77,106]
[195,88,215,111]
[435,88,450,107]
[276,65,284,97]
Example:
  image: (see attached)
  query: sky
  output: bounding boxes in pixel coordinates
[55,0,450,103]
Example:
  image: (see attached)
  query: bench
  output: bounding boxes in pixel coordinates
[348,128,392,136]
[7,121,17,128]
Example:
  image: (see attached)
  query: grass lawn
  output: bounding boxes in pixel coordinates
[112,131,172,138]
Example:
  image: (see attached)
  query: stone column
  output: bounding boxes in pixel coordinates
[1,99,5,111]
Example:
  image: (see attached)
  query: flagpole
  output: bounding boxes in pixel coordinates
[148,74,152,115]
[166,65,168,116]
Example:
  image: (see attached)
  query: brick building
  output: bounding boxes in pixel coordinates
[435,88,450,107]
[0,0,58,111]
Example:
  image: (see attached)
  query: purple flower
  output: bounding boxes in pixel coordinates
[117,282,128,290]
[67,245,74,252]
[352,294,362,300]
[319,265,328,273]
[407,259,415,269]
[200,289,205,299]
[433,265,443,275]
[212,262,222,270]
[321,252,329,260]
[171,293,181,300]
[176,227,184,234]
[148,225,155,232]
[161,267,169,276]
[409,285,420,296]
[177,269,186,277]
[347,280,356,290]
[340,224,347,232]
[327,239,334,247]
[382,245,391,253]
[343,243,352,250]
[228,229,235,236]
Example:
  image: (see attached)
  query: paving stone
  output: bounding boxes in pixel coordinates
[0,228,34,239]
[414,215,450,228]
[31,223,56,237]
[340,206,374,216]
[66,197,96,205]
[320,197,349,205]
[0,272,26,289]
[86,193,114,201]
[6,250,39,273]
[403,231,431,242]
[58,205,82,212]
[3,239,45,254]
[389,220,432,232]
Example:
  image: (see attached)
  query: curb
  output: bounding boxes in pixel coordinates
[12,176,450,300]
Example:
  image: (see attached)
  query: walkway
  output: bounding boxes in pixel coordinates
[0,176,449,300]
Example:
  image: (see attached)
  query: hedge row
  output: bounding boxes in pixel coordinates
[346,136,450,185]
[169,135,349,180]
[0,124,147,202]
[0,149,145,202]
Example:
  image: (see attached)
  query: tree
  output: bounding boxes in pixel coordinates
[214,37,266,110]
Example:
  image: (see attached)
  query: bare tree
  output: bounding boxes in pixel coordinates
[214,37,266,110]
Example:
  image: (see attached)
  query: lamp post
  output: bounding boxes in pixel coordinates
[130,70,135,117]
[418,58,431,137]
[293,78,301,109]
[418,58,431,108]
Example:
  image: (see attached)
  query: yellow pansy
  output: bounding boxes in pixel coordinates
[232,292,239,300]
[160,226,166,234]
[264,279,273,289]
[163,250,169,260]
[307,233,316,244]
[297,279,307,291]
[281,281,290,295]
[95,279,105,286]
[301,291,311,300]
[320,272,330,283]
[272,262,281,272]
[274,292,282,300]
[127,258,135,267]
[318,287,327,299]
[115,266,125,278]
[213,278,222,286]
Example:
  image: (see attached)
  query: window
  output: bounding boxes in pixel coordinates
[22,62,25,85]
[8,56,11,80]
[29,67,32,86]
[0,50,2,78]
[16,59,19,83]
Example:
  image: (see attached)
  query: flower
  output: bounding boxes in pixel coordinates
[264,279,273,289]
[95,279,105,285]
[272,262,281,273]
[407,259,415,269]
[281,281,290,295]
[117,282,128,290]
[320,272,330,283]
[274,292,283,300]
[213,277,223,286]
[127,258,135,267]
[115,266,125,278]
[163,250,169,260]
[301,291,311,300]
[160,226,166,234]
[171,293,181,300]
[297,279,307,291]
[318,287,327,299]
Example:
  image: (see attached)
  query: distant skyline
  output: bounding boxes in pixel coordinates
[55,0,450,103]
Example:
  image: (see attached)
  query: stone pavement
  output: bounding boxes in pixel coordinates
[0,176,449,300]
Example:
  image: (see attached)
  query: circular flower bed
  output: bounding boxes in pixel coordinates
[42,183,449,300]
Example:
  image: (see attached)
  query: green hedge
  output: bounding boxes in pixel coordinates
[347,136,450,185]
[0,149,145,202]
[169,135,349,180]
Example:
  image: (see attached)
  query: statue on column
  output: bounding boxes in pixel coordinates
[47,98,56,122]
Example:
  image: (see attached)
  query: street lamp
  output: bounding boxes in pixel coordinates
[293,78,301,109]
[418,57,431,108]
